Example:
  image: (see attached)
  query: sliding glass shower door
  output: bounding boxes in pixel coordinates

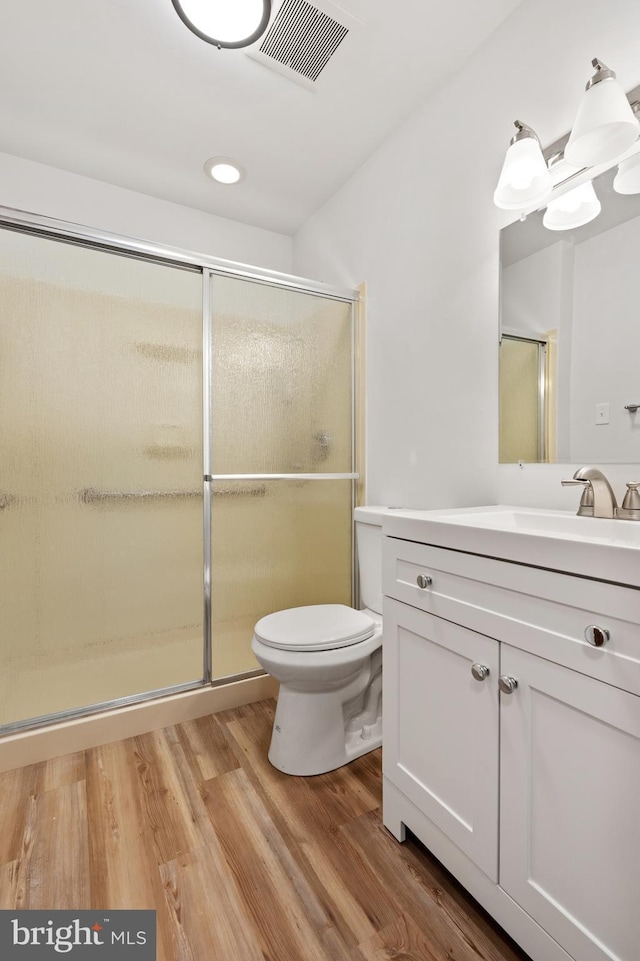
[209,274,355,678]
[0,214,358,732]
[0,229,204,727]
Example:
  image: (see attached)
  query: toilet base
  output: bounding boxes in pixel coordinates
[268,716,382,777]
[267,668,382,777]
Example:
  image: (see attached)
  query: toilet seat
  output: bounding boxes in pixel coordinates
[254,604,375,652]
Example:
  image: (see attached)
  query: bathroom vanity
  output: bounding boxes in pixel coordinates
[381,506,640,961]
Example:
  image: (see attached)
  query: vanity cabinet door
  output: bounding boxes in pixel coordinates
[500,646,640,961]
[383,597,500,880]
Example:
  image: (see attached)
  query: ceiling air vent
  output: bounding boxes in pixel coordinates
[247,0,363,90]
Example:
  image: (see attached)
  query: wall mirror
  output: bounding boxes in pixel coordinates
[499,164,640,464]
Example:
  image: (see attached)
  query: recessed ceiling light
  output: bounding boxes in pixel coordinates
[203,157,245,185]
[171,0,271,49]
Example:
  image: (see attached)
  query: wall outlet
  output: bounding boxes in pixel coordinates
[595,402,610,425]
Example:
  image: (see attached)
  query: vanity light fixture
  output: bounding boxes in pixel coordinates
[493,121,552,210]
[494,58,640,213]
[171,0,271,49]
[565,59,639,167]
[204,157,245,184]
[542,180,601,231]
[613,150,640,194]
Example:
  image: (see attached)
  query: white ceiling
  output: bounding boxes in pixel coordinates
[0,0,522,235]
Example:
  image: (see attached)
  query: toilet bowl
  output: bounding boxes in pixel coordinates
[251,507,388,776]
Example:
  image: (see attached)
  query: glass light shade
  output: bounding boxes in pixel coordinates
[565,77,639,167]
[494,136,552,210]
[613,151,640,194]
[172,0,271,48]
[542,181,601,231]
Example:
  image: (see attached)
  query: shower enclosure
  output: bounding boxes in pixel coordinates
[499,333,548,463]
[0,210,359,734]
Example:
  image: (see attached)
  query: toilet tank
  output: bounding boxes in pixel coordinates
[354,506,390,616]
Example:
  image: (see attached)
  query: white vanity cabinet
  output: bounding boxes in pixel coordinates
[383,598,500,880]
[500,646,640,961]
[382,532,640,961]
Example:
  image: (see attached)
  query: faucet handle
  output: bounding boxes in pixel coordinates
[561,478,594,515]
[622,482,640,511]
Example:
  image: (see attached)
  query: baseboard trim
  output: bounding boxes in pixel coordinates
[0,674,278,773]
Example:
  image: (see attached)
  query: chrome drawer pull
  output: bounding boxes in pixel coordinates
[416,574,432,589]
[498,675,518,695]
[471,663,490,681]
[584,625,610,647]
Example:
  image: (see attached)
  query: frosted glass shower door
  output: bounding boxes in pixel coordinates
[0,229,204,727]
[210,275,354,678]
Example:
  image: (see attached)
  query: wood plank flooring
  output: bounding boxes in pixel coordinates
[0,698,531,961]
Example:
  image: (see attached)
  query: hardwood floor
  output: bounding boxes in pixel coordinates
[0,698,530,961]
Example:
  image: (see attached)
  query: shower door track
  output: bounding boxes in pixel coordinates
[1,680,203,737]
[0,206,358,302]
[0,670,268,737]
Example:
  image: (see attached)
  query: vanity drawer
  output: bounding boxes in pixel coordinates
[383,537,640,695]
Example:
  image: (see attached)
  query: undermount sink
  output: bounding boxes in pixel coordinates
[383,505,640,587]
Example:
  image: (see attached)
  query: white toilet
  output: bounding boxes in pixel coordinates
[251,506,387,776]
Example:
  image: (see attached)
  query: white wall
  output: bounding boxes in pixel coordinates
[502,243,566,338]
[570,215,640,462]
[0,151,292,273]
[293,0,640,510]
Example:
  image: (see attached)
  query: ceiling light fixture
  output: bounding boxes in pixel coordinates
[565,59,639,168]
[542,181,601,231]
[204,157,245,184]
[171,0,271,49]
[493,121,552,210]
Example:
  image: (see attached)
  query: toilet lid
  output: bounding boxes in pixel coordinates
[254,604,376,652]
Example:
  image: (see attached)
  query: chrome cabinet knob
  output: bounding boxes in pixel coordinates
[584,625,610,647]
[416,574,432,589]
[498,675,518,695]
[471,663,490,681]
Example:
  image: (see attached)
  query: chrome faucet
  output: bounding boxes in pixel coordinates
[562,466,617,518]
